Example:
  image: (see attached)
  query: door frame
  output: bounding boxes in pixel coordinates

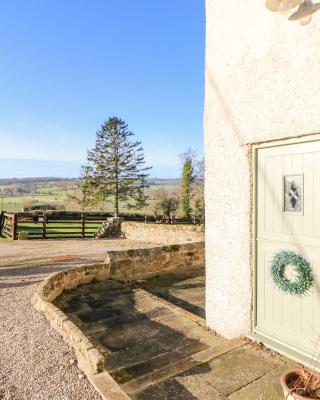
[250,133,320,367]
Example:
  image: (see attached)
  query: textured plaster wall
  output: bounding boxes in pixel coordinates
[205,0,320,338]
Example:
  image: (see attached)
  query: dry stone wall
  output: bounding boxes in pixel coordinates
[108,241,205,279]
[122,222,204,244]
[32,263,110,375]
[32,241,205,376]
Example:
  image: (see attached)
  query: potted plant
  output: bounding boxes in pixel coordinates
[280,368,320,399]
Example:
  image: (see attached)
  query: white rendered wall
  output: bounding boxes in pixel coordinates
[205,0,320,338]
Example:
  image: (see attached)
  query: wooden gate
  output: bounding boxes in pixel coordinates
[0,213,17,239]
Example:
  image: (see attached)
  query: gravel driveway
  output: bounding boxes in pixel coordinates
[0,264,102,400]
[0,239,154,400]
[0,238,153,268]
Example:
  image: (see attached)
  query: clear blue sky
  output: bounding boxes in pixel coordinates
[0,1,205,179]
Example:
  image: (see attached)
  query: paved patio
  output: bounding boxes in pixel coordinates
[54,268,296,399]
[136,267,205,318]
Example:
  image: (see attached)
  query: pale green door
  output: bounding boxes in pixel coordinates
[255,140,320,364]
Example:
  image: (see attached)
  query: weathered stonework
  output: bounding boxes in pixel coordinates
[108,241,204,280]
[122,222,204,244]
[95,217,124,239]
[32,241,205,398]
[31,263,111,374]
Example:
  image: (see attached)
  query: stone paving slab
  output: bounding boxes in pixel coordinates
[137,268,205,318]
[54,272,296,400]
[228,363,294,400]
[122,356,201,395]
[121,339,246,395]
[131,375,226,400]
[110,351,187,384]
[106,340,170,372]
[152,311,200,333]
[190,345,286,396]
[175,373,227,400]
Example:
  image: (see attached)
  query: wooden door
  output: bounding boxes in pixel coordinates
[255,140,320,363]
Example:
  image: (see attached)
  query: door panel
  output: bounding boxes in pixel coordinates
[256,141,320,360]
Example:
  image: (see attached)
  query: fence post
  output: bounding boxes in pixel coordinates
[42,213,47,239]
[81,213,85,238]
[0,211,3,234]
[12,213,17,240]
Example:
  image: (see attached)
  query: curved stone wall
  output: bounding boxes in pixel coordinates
[31,263,110,374]
[31,241,205,394]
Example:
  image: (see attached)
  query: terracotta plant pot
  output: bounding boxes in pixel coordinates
[280,369,320,400]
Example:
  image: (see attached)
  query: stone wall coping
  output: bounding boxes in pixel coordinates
[106,241,204,257]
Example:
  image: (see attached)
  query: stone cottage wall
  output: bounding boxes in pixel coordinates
[205,0,320,338]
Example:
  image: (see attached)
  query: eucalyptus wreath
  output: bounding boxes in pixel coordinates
[270,250,313,295]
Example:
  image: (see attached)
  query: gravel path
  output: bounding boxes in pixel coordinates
[0,238,153,268]
[0,264,102,400]
[0,239,154,400]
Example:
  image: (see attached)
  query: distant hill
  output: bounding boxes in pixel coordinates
[0,177,180,186]
[0,177,79,185]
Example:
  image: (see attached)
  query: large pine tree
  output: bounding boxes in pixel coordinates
[86,117,151,216]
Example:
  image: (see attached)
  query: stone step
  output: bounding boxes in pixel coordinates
[121,339,244,396]
[110,350,187,384]
[130,373,227,400]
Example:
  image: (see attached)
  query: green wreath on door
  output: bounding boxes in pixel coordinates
[270,250,313,295]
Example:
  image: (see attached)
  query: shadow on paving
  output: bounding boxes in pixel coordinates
[133,379,199,400]
[134,267,205,318]
[54,279,213,399]
[54,278,294,400]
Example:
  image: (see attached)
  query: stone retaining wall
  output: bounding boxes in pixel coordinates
[122,221,204,244]
[108,241,204,279]
[32,241,205,377]
[32,263,110,375]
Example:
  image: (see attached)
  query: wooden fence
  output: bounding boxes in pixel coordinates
[0,211,204,240]
[0,212,110,240]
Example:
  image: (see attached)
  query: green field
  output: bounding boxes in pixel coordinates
[0,183,70,212]
[0,178,181,213]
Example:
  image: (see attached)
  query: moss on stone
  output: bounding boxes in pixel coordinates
[111,368,134,384]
